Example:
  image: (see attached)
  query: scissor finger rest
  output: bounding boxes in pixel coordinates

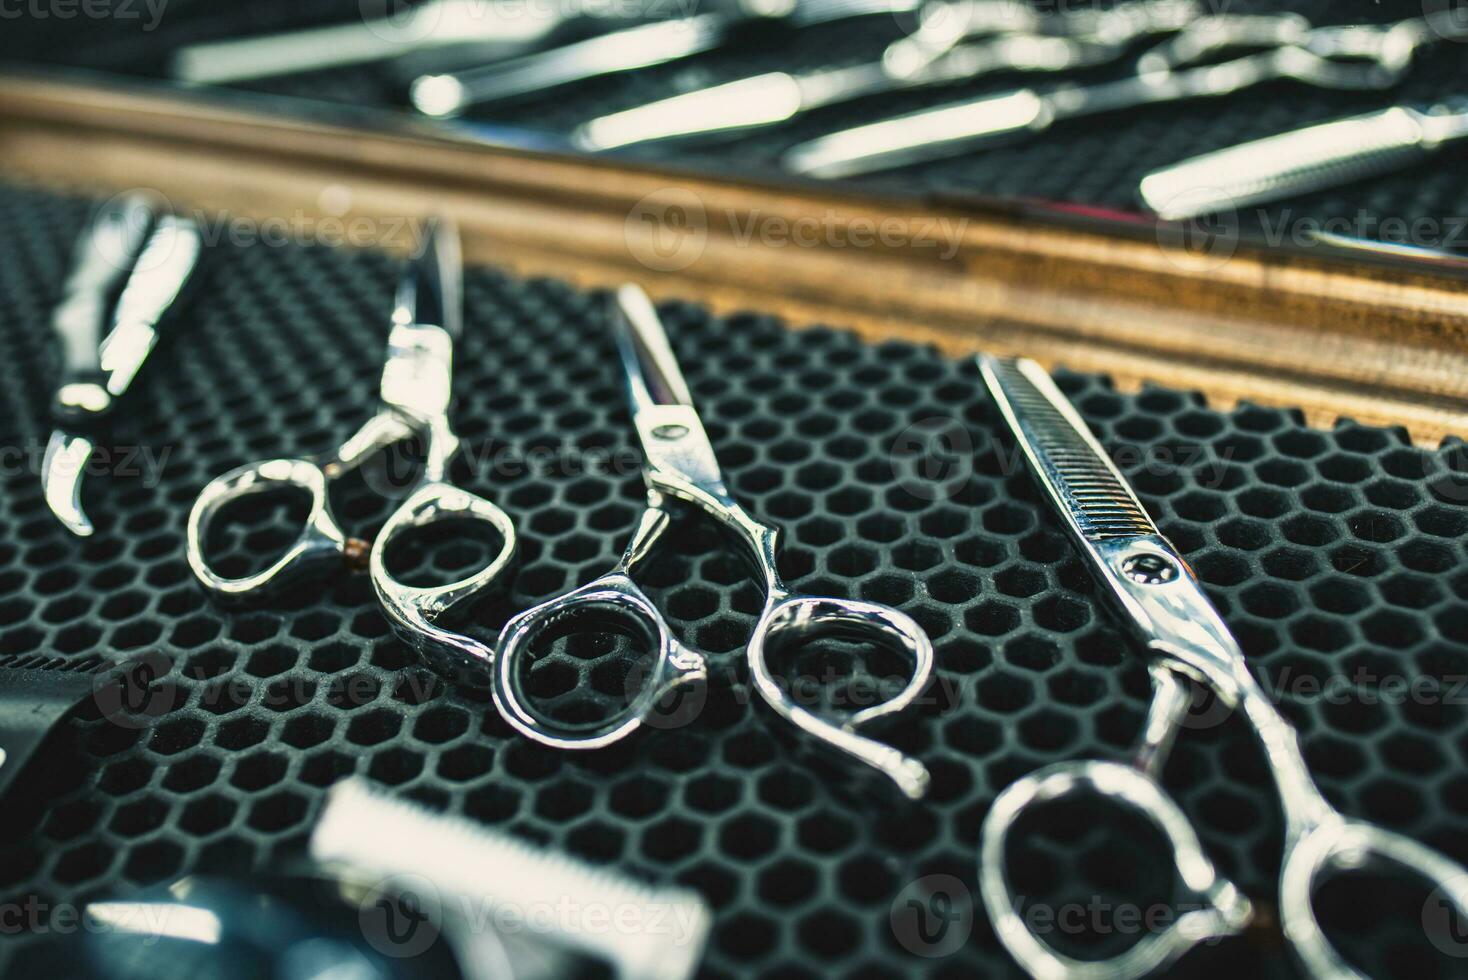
[369,480,518,685]
[979,761,1253,980]
[494,575,709,750]
[187,457,350,604]
[1280,820,1468,979]
[747,595,935,801]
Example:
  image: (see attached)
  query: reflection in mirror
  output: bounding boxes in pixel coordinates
[1,0,1467,259]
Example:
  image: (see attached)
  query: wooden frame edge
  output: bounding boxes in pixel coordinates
[2,73,1467,445]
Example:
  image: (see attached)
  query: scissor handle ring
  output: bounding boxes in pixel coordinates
[1280,818,1468,980]
[187,457,347,604]
[492,574,708,750]
[978,760,1252,980]
[746,594,935,801]
[369,480,518,684]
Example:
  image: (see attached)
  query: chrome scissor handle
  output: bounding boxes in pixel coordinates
[187,457,354,603]
[978,666,1251,978]
[370,480,518,687]
[493,571,709,749]
[187,410,418,603]
[747,593,933,801]
[1281,820,1468,980]
[979,759,1253,980]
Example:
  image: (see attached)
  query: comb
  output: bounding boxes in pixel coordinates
[312,777,712,980]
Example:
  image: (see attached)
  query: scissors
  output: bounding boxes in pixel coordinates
[571,0,1200,151]
[410,0,922,117]
[42,195,205,537]
[784,9,1464,177]
[976,356,1468,979]
[490,285,934,800]
[187,221,518,682]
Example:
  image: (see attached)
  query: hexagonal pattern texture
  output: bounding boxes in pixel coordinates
[1,183,1467,979]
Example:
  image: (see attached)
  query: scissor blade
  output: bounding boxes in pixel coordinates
[412,13,735,115]
[1139,105,1451,220]
[979,356,1157,543]
[99,216,205,400]
[782,88,1051,178]
[42,430,96,537]
[395,218,464,339]
[980,355,1255,695]
[573,71,808,151]
[51,195,156,380]
[611,284,694,409]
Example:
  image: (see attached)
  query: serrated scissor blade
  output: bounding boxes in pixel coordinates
[980,356,1158,543]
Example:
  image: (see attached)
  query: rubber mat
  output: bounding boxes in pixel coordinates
[1,183,1467,977]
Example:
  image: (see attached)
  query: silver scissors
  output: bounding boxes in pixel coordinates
[571,0,1199,151]
[43,196,205,537]
[186,221,518,682]
[410,0,921,117]
[784,10,1462,177]
[491,285,934,800]
[976,355,1468,980]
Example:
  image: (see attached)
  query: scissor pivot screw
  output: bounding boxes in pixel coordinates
[343,537,371,571]
[652,423,689,441]
[1121,553,1177,585]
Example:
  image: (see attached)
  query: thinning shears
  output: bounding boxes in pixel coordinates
[43,196,205,537]
[490,285,934,800]
[187,221,518,682]
[977,356,1468,979]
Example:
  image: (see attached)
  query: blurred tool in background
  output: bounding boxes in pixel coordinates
[1139,98,1468,220]
[28,777,711,980]
[409,0,923,115]
[783,10,1466,177]
[171,0,637,85]
[571,0,1198,150]
[42,196,205,538]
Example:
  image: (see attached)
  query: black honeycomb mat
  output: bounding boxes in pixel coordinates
[3,1,1468,250]
[3,181,1468,978]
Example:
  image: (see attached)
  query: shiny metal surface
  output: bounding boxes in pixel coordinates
[42,203,204,537]
[784,10,1464,178]
[1140,100,1468,220]
[186,221,519,684]
[171,0,606,86]
[493,284,934,800]
[572,0,1197,150]
[977,355,1468,980]
[313,777,712,980]
[411,0,922,116]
